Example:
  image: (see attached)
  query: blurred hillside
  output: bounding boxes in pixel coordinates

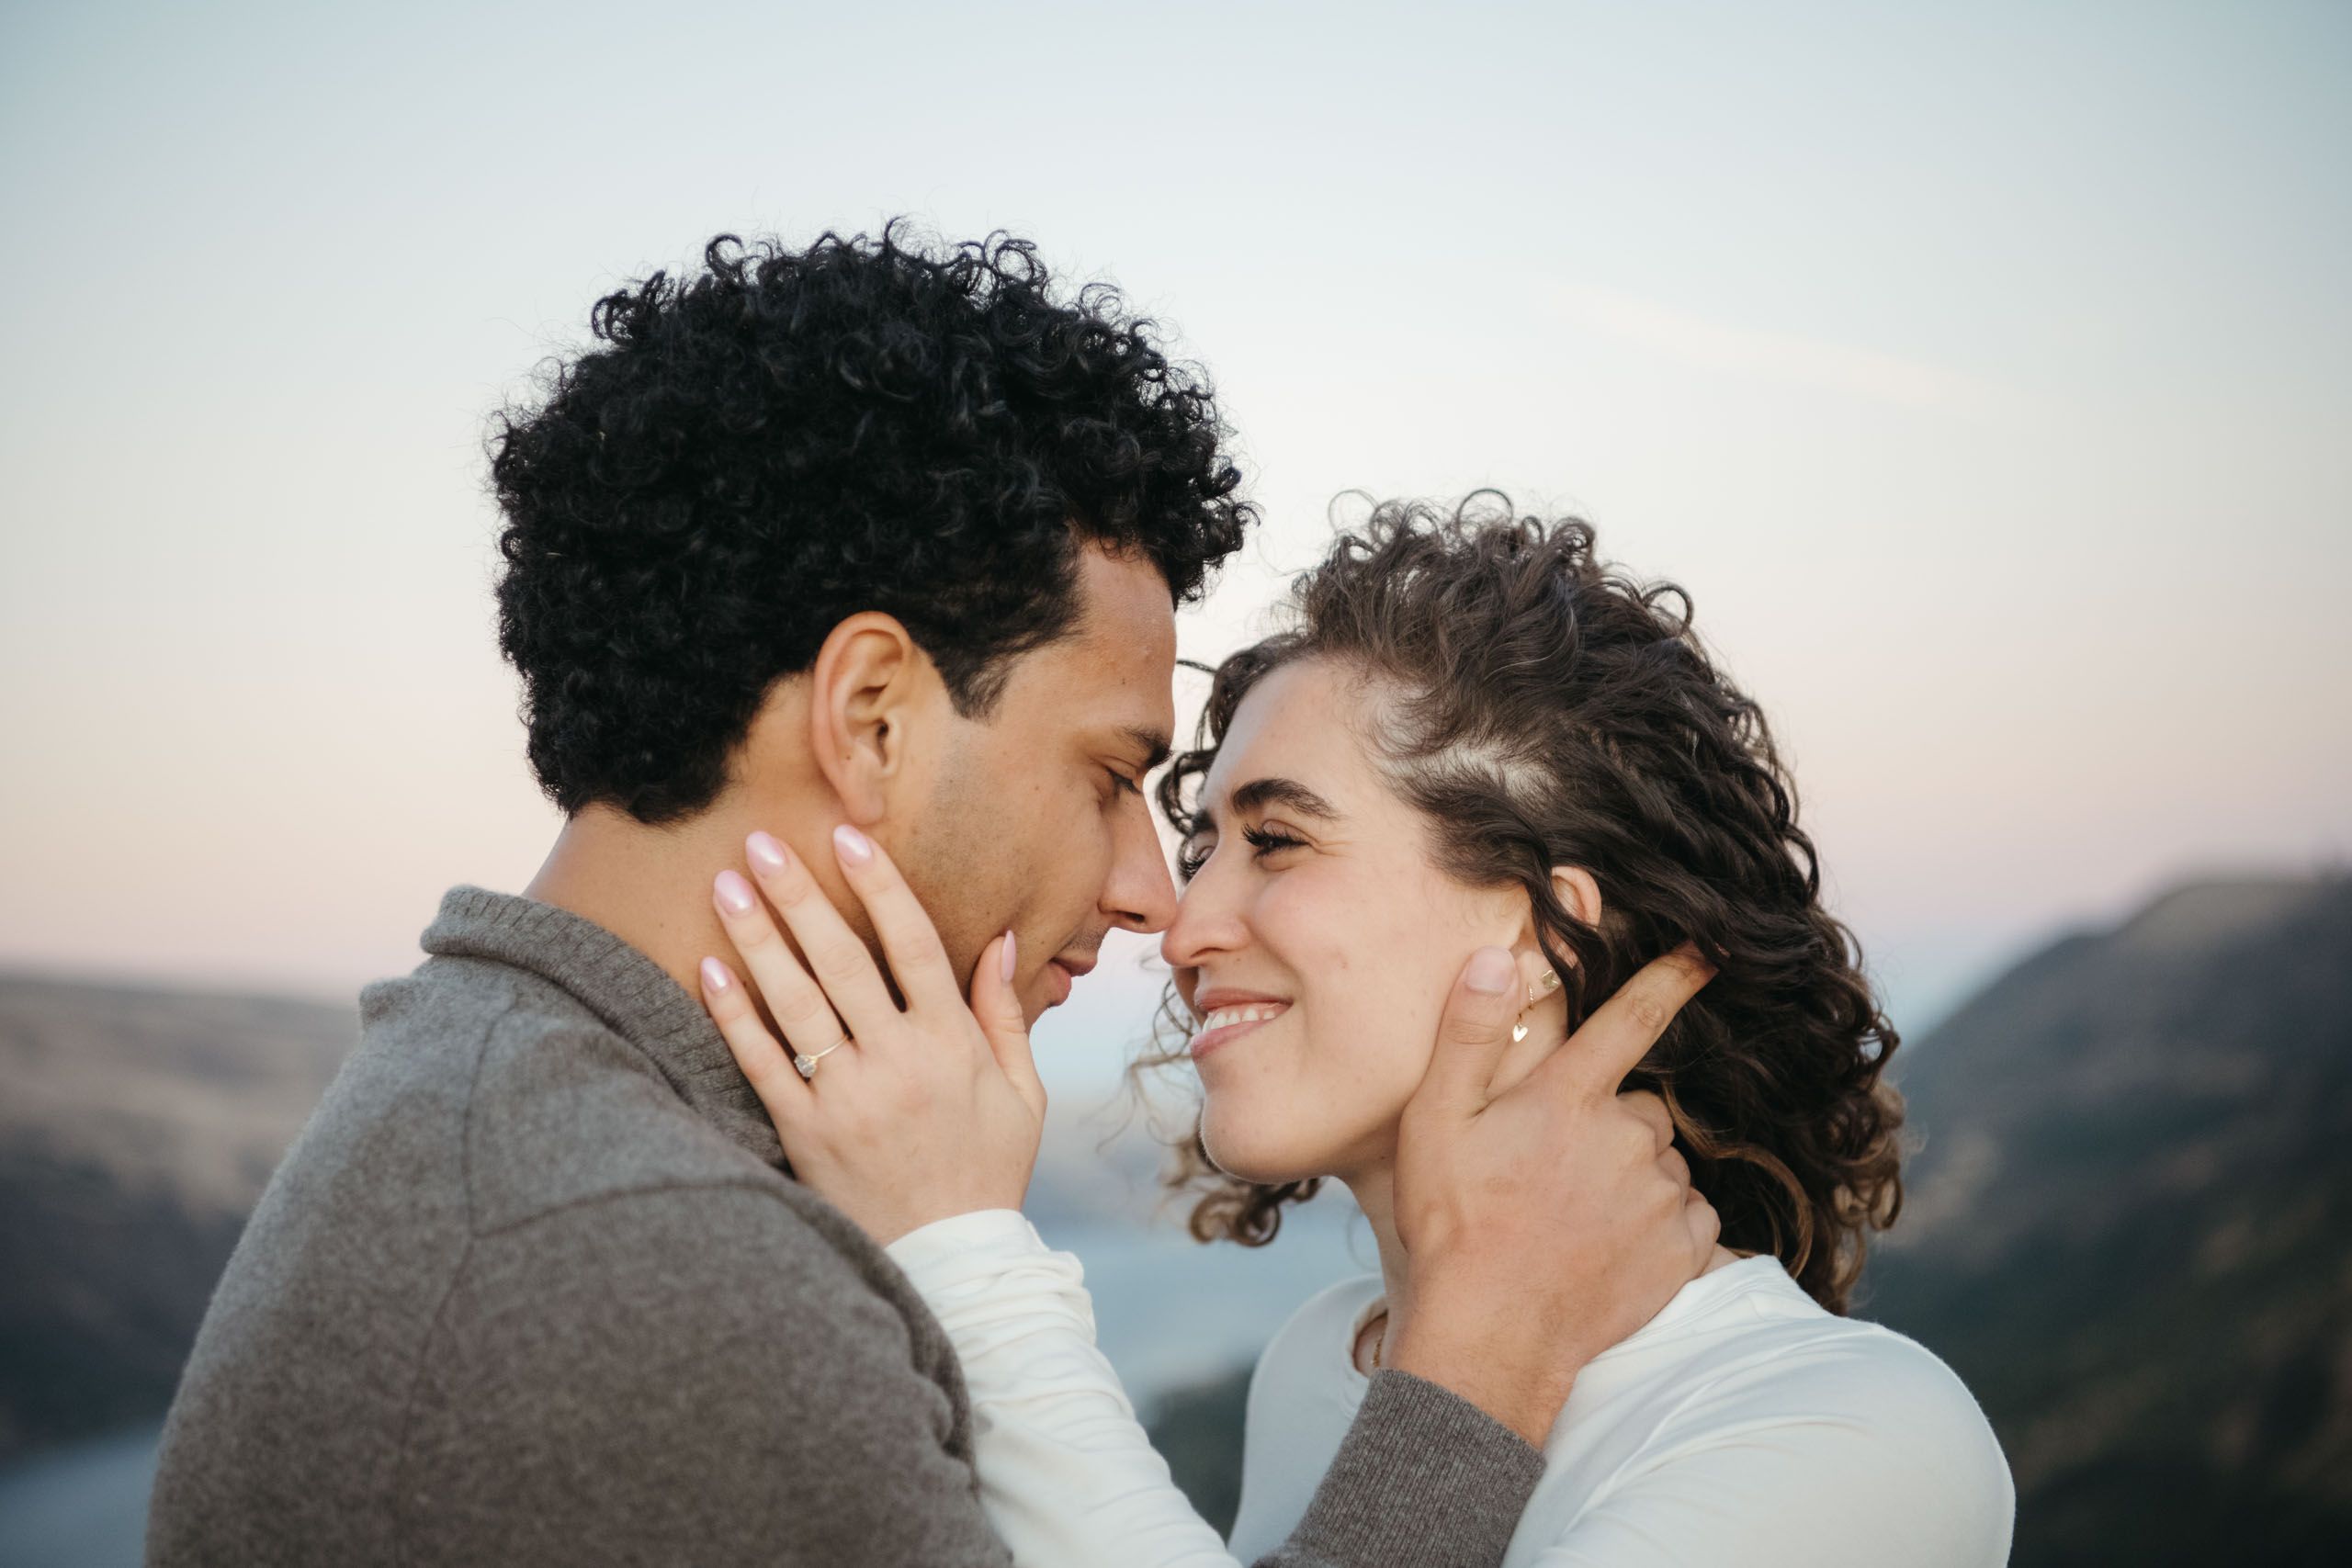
[0,977,353,1461]
[1865,874,2352,1565]
[1140,874,2352,1561]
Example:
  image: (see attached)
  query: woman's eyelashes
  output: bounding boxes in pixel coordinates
[1176,822,1307,880]
[1243,823,1307,859]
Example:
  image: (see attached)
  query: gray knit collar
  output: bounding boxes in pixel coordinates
[418,886,788,1172]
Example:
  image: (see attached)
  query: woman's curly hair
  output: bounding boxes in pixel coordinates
[1139,495,1904,1314]
[489,224,1251,823]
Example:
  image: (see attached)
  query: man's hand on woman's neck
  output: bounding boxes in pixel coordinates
[1341,1152,1744,1384]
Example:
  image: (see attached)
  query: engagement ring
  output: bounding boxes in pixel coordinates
[793,1036,852,1079]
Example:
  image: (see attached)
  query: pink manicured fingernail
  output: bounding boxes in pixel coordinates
[1465,947,1516,993]
[699,956,732,994]
[832,823,873,866]
[714,869,757,916]
[1000,930,1018,984]
[746,830,789,874]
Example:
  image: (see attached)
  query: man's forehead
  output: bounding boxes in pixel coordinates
[1070,544,1179,654]
[1009,543,1178,740]
[1070,546,1178,700]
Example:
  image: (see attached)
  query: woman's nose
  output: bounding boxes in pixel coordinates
[1160,863,1243,971]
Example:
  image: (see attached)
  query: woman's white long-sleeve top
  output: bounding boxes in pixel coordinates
[886,1210,2014,1568]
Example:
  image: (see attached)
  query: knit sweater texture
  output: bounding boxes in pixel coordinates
[146,886,1543,1566]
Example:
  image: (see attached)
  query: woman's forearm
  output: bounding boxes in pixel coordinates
[888,1212,1550,1568]
[886,1210,1243,1568]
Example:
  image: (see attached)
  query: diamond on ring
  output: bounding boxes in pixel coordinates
[792,1036,851,1079]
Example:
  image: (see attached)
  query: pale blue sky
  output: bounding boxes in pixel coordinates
[3,1,2346,1094]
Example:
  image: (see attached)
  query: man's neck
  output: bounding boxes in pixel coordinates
[522,799,829,1002]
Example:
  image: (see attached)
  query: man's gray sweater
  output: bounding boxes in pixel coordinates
[147,887,1543,1566]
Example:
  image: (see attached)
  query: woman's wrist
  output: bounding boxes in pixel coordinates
[883,1206,1044,1276]
[884,1213,1039,1259]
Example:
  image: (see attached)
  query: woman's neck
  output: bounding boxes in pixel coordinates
[1337,1152,1747,1371]
[1334,1160,1410,1361]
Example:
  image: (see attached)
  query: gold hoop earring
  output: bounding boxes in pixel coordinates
[1510,968,1564,1043]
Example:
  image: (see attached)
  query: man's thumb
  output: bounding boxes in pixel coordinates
[1408,946,1522,1118]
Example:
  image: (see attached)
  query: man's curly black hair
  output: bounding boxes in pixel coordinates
[488,224,1253,823]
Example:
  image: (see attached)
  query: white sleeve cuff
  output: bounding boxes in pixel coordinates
[884,1207,1098,1343]
[885,1207,1048,1276]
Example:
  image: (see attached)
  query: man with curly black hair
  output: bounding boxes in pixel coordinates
[150,228,1712,1566]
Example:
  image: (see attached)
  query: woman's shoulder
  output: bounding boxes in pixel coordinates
[1661,1260,1996,1430]
[1629,1259,2012,1501]
[1532,1262,2012,1567]
[1250,1272,1385,1391]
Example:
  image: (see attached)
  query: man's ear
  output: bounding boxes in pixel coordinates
[806,612,935,826]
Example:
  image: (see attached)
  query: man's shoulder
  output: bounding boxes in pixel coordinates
[387,1179,980,1562]
[453,1178,916,1335]
[368,963,962,1382]
[473,992,773,1226]
[358,954,776,1231]
[330,942,957,1366]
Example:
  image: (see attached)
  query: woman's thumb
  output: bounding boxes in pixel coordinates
[973,930,1046,1117]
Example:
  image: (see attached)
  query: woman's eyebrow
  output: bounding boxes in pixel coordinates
[1227,776,1341,821]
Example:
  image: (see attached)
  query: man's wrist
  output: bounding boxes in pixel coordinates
[1385,1294,1593,1448]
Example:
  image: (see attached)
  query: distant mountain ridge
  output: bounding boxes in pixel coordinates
[1865,874,2352,1565]
[0,975,356,1460]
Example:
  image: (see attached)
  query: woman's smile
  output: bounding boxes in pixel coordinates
[1187,989,1292,1062]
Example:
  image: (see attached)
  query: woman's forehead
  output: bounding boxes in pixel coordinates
[1200,659,1375,809]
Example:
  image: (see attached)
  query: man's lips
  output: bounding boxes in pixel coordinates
[1186,988,1292,1062]
[1044,954,1096,1008]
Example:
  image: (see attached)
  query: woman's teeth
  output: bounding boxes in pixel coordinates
[1201,1004,1284,1031]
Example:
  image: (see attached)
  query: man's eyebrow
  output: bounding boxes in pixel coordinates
[1119,725,1172,772]
[1227,776,1340,821]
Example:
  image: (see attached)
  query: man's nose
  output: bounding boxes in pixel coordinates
[1105,802,1179,935]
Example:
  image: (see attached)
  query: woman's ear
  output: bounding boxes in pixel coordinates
[1550,865,1602,933]
[1490,866,1604,1093]
[1506,866,1602,991]
[806,612,931,826]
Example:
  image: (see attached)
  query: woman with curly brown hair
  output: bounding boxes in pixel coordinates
[709,497,2012,1566]
[1154,499,2010,1563]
